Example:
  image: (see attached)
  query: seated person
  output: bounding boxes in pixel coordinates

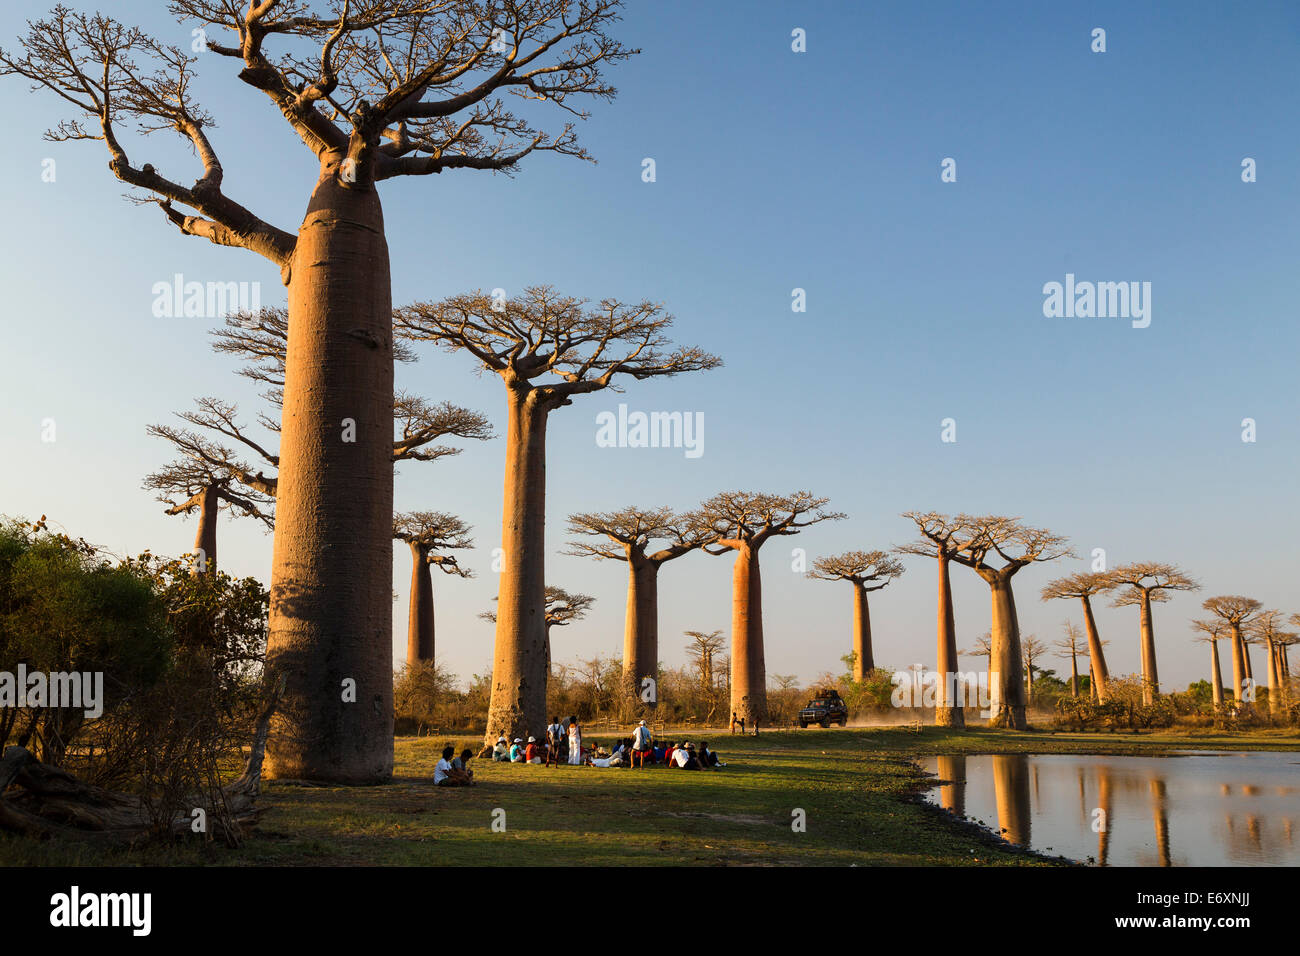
[434,745,468,787]
[450,747,476,784]
[525,736,545,764]
[674,741,701,770]
[492,735,511,762]
[509,738,526,762]
[663,741,678,767]
[698,741,725,768]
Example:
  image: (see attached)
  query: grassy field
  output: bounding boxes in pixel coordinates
[3,724,1297,867]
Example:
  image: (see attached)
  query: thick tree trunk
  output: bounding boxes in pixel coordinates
[264,170,394,784]
[987,576,1026,730]
[1209,639,1224,708]
[194,484,218,575]
[851,583,872,679]
[622,557,659,706]
[1229,623,1246,702]
[729,543,767,724]
[484,385,550,744]
[934,555,964,728]
[1137,592,1159,705]
[1080,595,1109,702]
[406,542,434,665]
[1069,650,1079,698]
[1242,637,1254,682]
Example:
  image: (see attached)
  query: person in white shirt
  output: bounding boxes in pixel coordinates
[631,719,652,768]
[567,717,583,765]
[434,745,461,786]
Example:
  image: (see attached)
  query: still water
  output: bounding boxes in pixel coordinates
[919,751,1300,866]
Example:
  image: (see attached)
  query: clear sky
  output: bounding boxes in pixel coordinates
[1,1,1297,693]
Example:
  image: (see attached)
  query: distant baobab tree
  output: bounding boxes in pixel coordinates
[0,1,634,782]
[1190,618,1228,708]
[393,512,473,668]
[1040,571,1115,702]
[396,287,720,743]
[1110,564,1199,705]
[566,507,715,705]
[1053,621,1085,698]
[1248,609,1294,716]
[685,630,726,692]
[694,491,844,724]
[806,550,904,681]
[1199,595,1258,704]
[949,516,1072,729]
[143,441,274,576]
[1021,635,1046,705]
[481,585,595,676]
[897,512,979,727]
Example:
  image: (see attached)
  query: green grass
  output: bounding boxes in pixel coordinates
[2,724,1296,866]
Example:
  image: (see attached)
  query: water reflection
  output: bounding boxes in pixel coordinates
[921,751,1300,867]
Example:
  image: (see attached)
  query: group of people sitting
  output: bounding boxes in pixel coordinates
[433,745,477,787]
[486,717,725,771]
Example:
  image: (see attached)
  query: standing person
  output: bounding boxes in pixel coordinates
[730,712,738,734]
[632,719,653,768]
[546,715,564,762]
[567,717,583,765]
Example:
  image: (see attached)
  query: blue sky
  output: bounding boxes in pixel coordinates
[1,1,1297,692]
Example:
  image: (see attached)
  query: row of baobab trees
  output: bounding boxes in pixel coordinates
[7,3,1289,788]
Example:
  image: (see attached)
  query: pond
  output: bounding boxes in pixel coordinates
[918,751,1300,866]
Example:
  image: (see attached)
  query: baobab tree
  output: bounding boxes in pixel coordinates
[143,441,274,575]
[480,585,595,677]
[685,630,725,692]
[1110,564,1200,705]
[1199,595,1258,704]
[694,491,844,724]
[949,516,1072,729]
[896,512,978,728]
[0,1,633,782]
[1040,571,1115,702]
[565,507,715,705]
[1190,618,1227,708]
[1248,610,1293,716]
[1053,621,1085,698]
[393,511,473,668]
[396,287,720,743]
[1021,635,1046,705]
[806,551,904,681]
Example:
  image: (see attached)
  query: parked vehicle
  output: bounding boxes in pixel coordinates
[798,689,848,727]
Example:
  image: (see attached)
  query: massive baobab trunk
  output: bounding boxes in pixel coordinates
[487,385,550,741]
[265,173,394,784]
[1137,591,1159,705]
[194,484,219,575]
[1265,639,1280,715]
[623,557,660,700]
[1080,595,1109,702]
[988,578,1027,730]
[406,541,435,665]
[851,584,873,679]
[934,555,964,728]
[730,544,767,724]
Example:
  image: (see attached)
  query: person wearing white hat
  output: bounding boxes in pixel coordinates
[509,738,526,762]
[525,736,545,763]
[631,719,653,768]
[492,735,510,762]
